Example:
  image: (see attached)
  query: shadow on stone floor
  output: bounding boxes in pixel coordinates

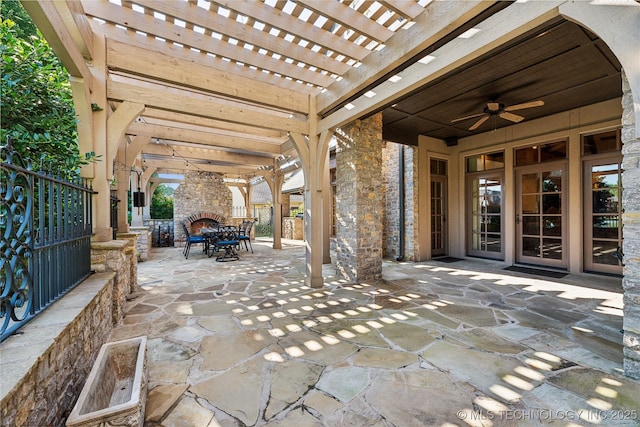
[109,244,639,426]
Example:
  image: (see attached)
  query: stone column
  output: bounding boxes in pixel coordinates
[281,193,291,218]
[335,113,383,282]
[622,70,640,380]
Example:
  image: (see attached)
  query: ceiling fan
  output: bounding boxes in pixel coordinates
[451,99,545,131]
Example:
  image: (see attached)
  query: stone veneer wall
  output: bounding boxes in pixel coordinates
[283,217,304,240]
[129,226,152,261]
[1,238,136,426]
[173,170,232,245]
[335,114,383,282]
[405,145,418,260]
[382,142,399,259]
[382,142,418,261]
[621,70,640,379]
[0,273,115,427]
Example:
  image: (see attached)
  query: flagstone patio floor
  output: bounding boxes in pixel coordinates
[109,238,640,426]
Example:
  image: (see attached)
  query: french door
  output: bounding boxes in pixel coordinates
[516,164,567,268]
[430,159,448,257]
[583,157,623,274]
[467,174,503,259]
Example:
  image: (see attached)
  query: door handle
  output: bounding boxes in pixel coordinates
[516,214,520,224]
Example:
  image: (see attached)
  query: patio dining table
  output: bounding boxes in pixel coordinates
[200,226,240,261]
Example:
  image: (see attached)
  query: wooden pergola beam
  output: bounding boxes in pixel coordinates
[108,81,309,134]
[127,122,284,156]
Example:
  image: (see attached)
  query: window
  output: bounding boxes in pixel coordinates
[515,141,566,166]
[582,129,620,156]
[466,151,504,172]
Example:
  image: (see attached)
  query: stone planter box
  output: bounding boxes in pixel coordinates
[66,336,147,427]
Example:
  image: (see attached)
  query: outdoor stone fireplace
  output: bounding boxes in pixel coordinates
[173,171,232,245]
[185,212,226,235]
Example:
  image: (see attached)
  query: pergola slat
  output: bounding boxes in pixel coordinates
[298,0,395,42]
[131,0,352,77]
[106,39,310,114]
[212,0,370,61]
[84,0,336,88]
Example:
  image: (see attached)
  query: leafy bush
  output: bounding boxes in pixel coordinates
[1,0,83,177]
[150,184,174,219]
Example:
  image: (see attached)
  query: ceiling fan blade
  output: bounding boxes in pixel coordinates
[487,102,500,111]
[451,112,486,123]
[499,112,524,123]
[469,115,489,130]
[504,100,544,111]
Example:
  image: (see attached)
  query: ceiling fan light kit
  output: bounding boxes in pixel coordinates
[452,99,545,131]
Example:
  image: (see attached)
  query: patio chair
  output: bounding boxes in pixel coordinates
[214,225,240,262]
[181,221,206,259]
[237,220,254,253]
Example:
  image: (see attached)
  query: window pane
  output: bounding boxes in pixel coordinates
[543,216,562,236]
[542,172,562,192]
[542,194,561,214]
[593,216,619,239]
[521,173,539,194]
[592,164,619,186]
[593,190,619,213]
[485,234,501,252]
[592,240,620,265]
[542,238,563,259]
[516,146,538,166]
[467,156,481,172]
[522,237,540,257]
[485,152,504,169]
[522,195,539,214]
[431,159,446,175]
[522,216,539,235]
[583,130,619,155]
[430,159,438,174]
[540,141,566,162]
[486,215,501,233]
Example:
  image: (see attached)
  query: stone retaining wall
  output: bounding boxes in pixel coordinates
[0,273,116,427]
[130,226,152,261]
[0,238,138,426]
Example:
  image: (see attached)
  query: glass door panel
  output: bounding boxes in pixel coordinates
[584,159,623,274]
[516,167,566,268]
[431,177,446,256]
[467,174,503,259]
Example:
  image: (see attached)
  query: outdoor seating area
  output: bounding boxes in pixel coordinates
[183,220,256,262]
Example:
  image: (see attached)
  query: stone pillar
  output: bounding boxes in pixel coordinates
[382,142,400,259]
[622,70,640,379]
[335,113,383,282]
[281,193,291,217]
[323,147,332,264]
[91,240,132,325]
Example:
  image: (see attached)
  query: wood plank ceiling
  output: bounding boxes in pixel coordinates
[64,0,621,179]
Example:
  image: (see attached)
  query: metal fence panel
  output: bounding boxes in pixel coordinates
[1,143,94,341]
